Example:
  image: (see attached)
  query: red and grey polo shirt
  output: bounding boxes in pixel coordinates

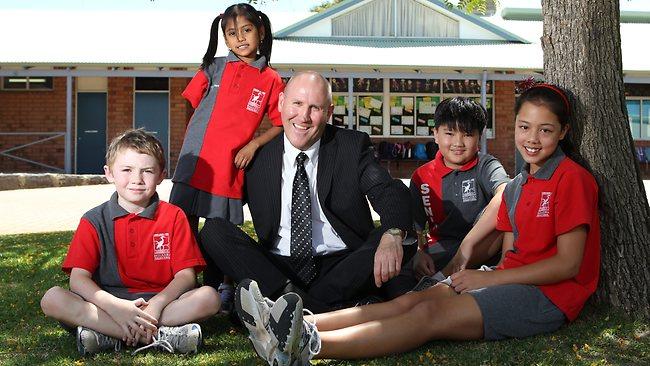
[497,148,600,321]
[173,52,284,199]
[62,193,205,299]
[410,151,510,255]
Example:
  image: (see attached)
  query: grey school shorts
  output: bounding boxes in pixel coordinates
[468,284,566,340]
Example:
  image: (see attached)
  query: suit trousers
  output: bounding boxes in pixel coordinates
[200,217,416,312]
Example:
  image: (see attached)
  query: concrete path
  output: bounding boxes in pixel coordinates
[1,179,649,236]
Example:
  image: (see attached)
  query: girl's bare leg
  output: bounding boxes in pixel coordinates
[316,288,484,359]
[310,284,454,331]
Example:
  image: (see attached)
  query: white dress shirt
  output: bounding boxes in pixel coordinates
[273,136,347,256]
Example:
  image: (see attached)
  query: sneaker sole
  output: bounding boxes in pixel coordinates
[235,279,271,359]
[269,293,303,362]
[235,279,259,330]
[76,326,87,357]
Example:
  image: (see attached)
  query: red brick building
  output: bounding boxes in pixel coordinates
[1,1,649,178]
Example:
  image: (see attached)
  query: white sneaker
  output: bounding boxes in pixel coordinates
[76,326,122,356]
[292,308,321,365]
[235,279,275,360]
[267,293,304,366]
[132,323,202,355]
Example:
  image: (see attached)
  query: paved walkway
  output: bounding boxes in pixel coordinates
[1,179,649,235]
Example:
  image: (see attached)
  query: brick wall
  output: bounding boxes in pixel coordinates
[107,77,133,143]
[487,80,516,176]
[169,77,192,174]
[0,77,68,172]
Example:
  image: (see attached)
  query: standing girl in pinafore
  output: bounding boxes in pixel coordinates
[170,3,284,307]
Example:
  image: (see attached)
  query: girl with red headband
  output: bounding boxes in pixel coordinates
[235,83,601,365]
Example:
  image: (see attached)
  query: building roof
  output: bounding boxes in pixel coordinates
[0,3,649,74]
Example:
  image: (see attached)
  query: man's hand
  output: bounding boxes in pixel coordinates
[106,297,158,344]
[413,250,435,279]
[374,232,403,287]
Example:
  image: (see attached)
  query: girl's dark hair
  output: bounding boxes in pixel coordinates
[201,3,273,70]
[514,83,576,158]
[433,96,487,135]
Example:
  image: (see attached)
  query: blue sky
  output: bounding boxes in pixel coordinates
[0,0,325,12]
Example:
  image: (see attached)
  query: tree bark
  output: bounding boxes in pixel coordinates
[541,0,650,317]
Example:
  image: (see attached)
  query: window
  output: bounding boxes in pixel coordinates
[1,76,53,90]
[135,77,169,91]
[626,99,650,140]
[625,83,650,140]
[358,96,384,135]
[389,96,414,135]
[330,78,383,135]
[329,77,493,138]
[332,95,356,129]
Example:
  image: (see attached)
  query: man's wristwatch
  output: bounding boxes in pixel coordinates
[385,228,406,239]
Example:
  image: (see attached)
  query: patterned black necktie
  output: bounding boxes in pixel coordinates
[290,152,316,284]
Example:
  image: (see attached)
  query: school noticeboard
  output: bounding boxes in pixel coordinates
[389,96,414,135]
[331,95,356,129]
[358,96,383,135]
[416,96,440,136]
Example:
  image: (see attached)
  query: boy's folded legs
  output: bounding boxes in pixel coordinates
[41,285,218,355]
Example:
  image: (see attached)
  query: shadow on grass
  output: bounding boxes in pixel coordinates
[1,231,648,366]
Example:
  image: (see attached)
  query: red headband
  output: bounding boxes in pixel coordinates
[531,83,570,112]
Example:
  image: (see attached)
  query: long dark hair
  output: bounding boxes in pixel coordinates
[514,83,577,160]
[201,3,273,70]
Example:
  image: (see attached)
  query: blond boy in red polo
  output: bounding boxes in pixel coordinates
[40,129,220,356]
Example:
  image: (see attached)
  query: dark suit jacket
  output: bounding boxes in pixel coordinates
[245,124,411,251]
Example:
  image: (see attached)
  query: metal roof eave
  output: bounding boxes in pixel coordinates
[278,36,515,47]
[502,7,650,23]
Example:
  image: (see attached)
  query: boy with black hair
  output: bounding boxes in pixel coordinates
[410,97,510,286]
[40,129,220,356]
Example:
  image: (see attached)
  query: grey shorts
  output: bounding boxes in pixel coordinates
[468,284,566,340]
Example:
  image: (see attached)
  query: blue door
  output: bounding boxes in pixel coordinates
[76,92,107,174]
[134,92,169,173]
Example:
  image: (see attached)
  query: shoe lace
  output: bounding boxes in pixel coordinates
[131,334,175,355]
[302,308,321,358]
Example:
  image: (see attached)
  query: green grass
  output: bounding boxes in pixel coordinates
[1,228,648,365]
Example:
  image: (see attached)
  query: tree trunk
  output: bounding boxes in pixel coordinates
[541,0,650,317]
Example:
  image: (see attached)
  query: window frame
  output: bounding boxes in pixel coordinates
[1,76,54,91]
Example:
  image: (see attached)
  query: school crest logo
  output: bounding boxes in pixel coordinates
[461,179,477,202]
[246,88,266,114]
[537,192,552,218]
[153,233,170,261]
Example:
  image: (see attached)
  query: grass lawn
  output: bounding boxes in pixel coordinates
[1,227,648,365]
